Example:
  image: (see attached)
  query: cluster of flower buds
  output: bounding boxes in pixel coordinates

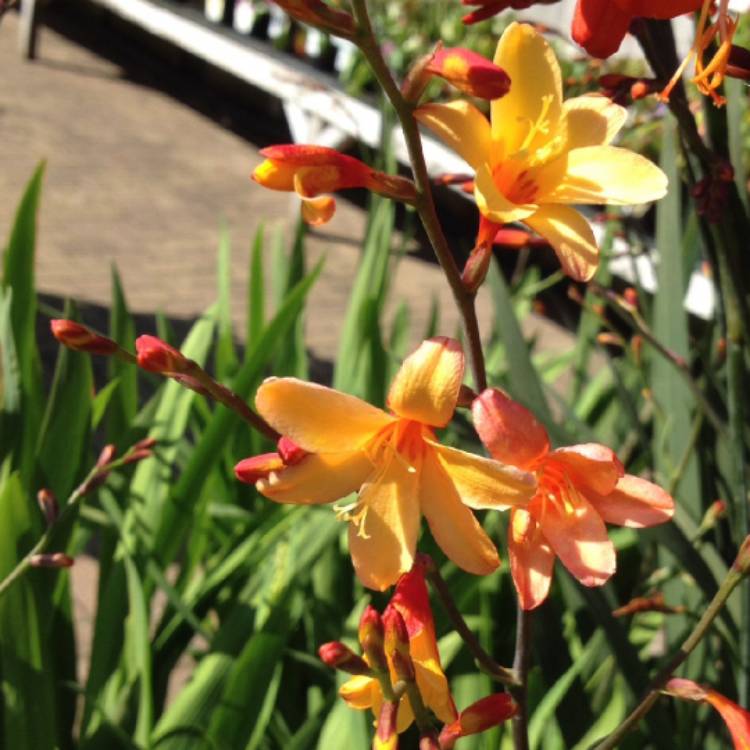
[460,0,559,25]
[318,561,517,748]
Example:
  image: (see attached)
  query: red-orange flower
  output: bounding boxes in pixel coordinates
[473,387,675,609]
[666,678,750,750]
[252,145,416,225]
[572,0,702,59]
[426,47,511,100]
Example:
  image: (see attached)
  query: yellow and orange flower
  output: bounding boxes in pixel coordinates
[473,387,675,609]
[252,145,416,226]
[237,338,536,590]
[666,678,750,749]
[415,22,667,281]
[340,562,457,732]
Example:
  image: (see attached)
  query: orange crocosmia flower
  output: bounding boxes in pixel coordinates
[572,0,702,59]
[666,678,750,750]
[243,337,536,591]
[340,562,457,732]
[472,388,675,609]
[415,22,667,282]
[252,145,416,226]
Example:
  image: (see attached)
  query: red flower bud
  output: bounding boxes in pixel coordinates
[30,552,74,569]
[51,320,119,356]
[612,592,685,617]
[37,488,59,526]
[461,241,493,294]
[234,453,285,484]
[359,605,387,672]
[383,605,415,682]
[277,436,308,466]
[439,694,518,748]
[318,641,370,675]
[373,700,399,750]
[96,444,117,468]
[733,535,750,576]
[136,335,191,375]
[426,48,511,100]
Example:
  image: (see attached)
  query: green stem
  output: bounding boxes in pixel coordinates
[349,0,486,391]
[425,562,519,688]
[593,561,747,749]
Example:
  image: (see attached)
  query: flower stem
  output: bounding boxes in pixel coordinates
[511,607,532,750]
[349,0,487,391]
[425,560,519,688]
[593,556,748,749]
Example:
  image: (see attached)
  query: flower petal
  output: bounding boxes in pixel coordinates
[492,22,562,153]
[340,674,379,710]
[348,454,421,591]
[387,337,464,428]
[562,95,627,150]
[300,195,336,226]
[536,489,616,587]
[586,474,675,528]
[256,450,373,505]
[550,444,624,496]
[420,448,501,576]
[704,689,750,750]
[572,0,632,59]
[414,100,492,170]
[256,378,394,453]
[623,0,702,20]
[472,387,550,470]
[524,205,599,282]
[475,163,538,224]
[508,508,555,610]
[545,146,668,205]
[428,440,536,510]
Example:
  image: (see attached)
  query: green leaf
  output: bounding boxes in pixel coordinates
[247,226,266,349]
[216,224,238,380]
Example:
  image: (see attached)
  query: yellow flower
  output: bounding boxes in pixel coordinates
[249,337,536,590]
[415,22,668,282]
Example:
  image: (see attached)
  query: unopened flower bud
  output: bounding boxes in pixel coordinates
[732,535,750,576]
[426,47,510,100]
[383,605,415,682]
[37,488,59,526]
[359,605,387,672]
[596,332,625,348]
[630,334,643,367]
[439,693,518,748]
[277,436,308,466]
[96,444,117,468]
[461,241,493,294]
[318,641,370,675]
[134,437,158,451]
[30,552,74,568]
[136,335,192,375]
[234,453,285,484]
[419,733,440,750]
[51,320,119,356]
[122,448,153,465]
[373,700,399,750]
[612,592,685,617]
[269,0,354,38]
[664,678,708,702]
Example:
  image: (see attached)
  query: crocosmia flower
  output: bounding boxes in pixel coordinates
[473,387,675,609]
[666,678,750,749]
[252,145,416,226]
[340,562,457,731]
[236,338,536,590]
[415,22,668,281]
[572,0,702,59]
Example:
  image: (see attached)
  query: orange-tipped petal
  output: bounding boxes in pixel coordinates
[472,387,550,470]
[586,474,675,528]
[256,450,372,505]
[440,693,518,745]
[705,690,750,750]
[387,337,465,427]
[428,441,537,511]
[536,488,616,587]
[420,449,501,577]
[348,454,421,591]
[508,508,555,610]
[255,378,393,453]
[300,195,336,225]
[525,205,599,282]
[426,47,511,100]
[550,444,624,496]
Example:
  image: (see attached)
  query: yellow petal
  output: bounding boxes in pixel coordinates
[474,163,538,224]
[255,378,394,453]
[562,95,627,150]
[300,195,336,226]
[256,450,373,504]
[492,22,562,153]
[525,205,599,282]
[348,453,421,591]
[508,508,555,610]
[387,338,464,428]
[340,675,379,710]
[252,159,296,191]
[414,101,492,170]
[420,448,500,576]
[427,440,536,510]
[545,146,668,205]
